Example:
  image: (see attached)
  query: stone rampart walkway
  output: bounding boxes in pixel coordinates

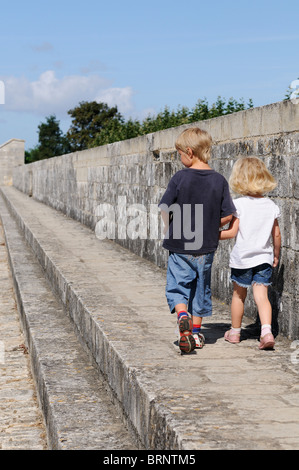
[0,222,47,450]
[0,186,298,450]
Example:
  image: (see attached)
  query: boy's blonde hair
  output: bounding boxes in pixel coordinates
[229,156,277,196]
[175,127,212,163]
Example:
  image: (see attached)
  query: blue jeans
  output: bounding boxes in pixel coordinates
[166,252,215,317]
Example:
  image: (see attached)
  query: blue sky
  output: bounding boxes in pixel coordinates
[0,0,298,150]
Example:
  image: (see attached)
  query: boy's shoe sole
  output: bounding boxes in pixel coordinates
[178,316,196,353]
[178,316,193,335]
[179,334,196,354]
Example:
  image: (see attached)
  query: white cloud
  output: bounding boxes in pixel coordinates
[2,70,134,115]
[96,87,134,113]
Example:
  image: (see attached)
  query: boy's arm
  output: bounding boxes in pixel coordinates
[272,218,281,267]
[219,216,239,240]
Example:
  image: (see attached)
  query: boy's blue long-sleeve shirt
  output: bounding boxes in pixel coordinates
[158,168,235,254]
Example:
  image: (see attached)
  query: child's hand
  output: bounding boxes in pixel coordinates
[273,256,279,268]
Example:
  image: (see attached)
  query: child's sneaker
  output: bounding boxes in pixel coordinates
[179,334,196,353]
[178,316,196,353]
[178,315,193,335]
[193,332,205,349]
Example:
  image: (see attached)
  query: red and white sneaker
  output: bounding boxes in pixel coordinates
[193,332,205,349]
[178,316,196,354]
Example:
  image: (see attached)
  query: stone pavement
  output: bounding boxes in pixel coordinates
[0,185,299,450]
[0,222,47,450]
[0,193,138,450]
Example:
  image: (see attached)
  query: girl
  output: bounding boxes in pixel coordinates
[219,157,281,350]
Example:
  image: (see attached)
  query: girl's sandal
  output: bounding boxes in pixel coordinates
[259,332,275,350]
[224,329,240,344]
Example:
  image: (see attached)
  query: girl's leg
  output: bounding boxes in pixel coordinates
[225,282,247,343]
[231,282,247,328]
[252,284,272,326]
[252,283,275,349]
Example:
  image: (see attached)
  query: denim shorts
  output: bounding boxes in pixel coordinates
[230,263,273,288]
[166,251,214,317]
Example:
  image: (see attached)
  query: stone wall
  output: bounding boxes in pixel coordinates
[0,139,25,186]
[11,100,299,339]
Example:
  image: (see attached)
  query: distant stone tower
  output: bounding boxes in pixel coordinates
[0,139,25,186]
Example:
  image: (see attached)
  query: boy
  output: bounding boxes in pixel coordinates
[159,127,235,353]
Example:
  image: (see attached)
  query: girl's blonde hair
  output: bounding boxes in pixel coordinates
[229,157,277,196]
[175,127,212,163]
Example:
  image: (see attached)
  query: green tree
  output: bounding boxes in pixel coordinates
[189,98,210,121]
[122,118,142,139]
[66,101,123,151]
[247,98,254,109]
[25,146,41,164]
[208,96,227,118]
[89,96,254,147]
[25,115,69,163]
[26,96,255,161]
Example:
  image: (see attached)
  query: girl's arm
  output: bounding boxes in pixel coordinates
[219,216,239,240]
[272,218,281,267]
[219,214,233,227]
